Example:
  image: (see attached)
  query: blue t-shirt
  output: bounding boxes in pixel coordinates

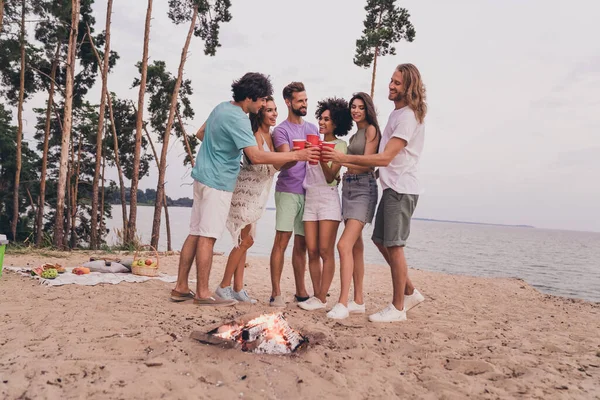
[191,102,257,192]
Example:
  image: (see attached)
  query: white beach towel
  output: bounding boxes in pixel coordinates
[3,266,180,287]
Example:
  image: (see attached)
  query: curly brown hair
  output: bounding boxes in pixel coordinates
[315,97,353,137]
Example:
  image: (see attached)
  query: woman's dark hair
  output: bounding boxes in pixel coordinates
[315,97,353,137]
[349,92,381,142]
[231,72,273,102]
[249,95,274,133]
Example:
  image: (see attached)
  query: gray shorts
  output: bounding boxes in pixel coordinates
[341,172,378,224]
[372,189,419,247]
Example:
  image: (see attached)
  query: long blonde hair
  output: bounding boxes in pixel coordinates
[396,63,427,123]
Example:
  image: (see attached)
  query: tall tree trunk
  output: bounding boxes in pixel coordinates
[106,92,129,240]
[0,0,5,33]
[70,134,82,248]
[99,154,106,243]
[128,0,153,245]
[36,43,60,247]
[151,5,198,249]
[86,22,128,240]
[11,0,26,241]
[65,142,73,249]
[53,0,80,249]
[370,45,379,100]
[90,0,113,250]
[176,108,195,167]
[138,105,172,252]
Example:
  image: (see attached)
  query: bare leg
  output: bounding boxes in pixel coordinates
[385,246,409,310]
[270,230,292,298]
[336,219,363,306]
[352,235,365,305]
[194,236,217,299]
[316,220,340,303]
[174,235,199,293]
[304,221,322,298]
[292,234,309,298]
[374,242,415,295]
[233,252,247,292]
[220,224,253,289]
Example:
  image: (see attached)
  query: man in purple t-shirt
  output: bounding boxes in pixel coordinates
[269,82,319,308]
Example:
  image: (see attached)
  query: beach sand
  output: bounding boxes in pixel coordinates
[1,250,599,399]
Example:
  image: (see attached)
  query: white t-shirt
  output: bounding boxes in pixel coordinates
[378,106,425,195]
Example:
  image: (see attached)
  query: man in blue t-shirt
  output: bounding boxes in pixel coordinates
[170,73,319,307]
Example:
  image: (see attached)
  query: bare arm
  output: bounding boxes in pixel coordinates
[245,145,319,165]
[320,159,342,183]
[322,137,406,168]
[195,121,206,141]
[276,143,298,170]
[346,125,379,173]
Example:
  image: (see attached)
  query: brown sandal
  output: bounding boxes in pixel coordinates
[170,290,195,302]
[193,296,237,307]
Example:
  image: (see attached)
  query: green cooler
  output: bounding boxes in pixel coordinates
[0,234,8,278]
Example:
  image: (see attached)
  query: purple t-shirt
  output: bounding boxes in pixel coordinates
[272,119,318,194]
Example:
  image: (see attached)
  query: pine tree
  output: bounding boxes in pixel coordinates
[354,0,415,98]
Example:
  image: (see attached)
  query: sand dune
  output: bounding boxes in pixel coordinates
[1,251,599,399]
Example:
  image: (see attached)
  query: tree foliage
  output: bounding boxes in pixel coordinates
[354,0,416,69]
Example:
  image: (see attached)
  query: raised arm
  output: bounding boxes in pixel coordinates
[276,143,299,170]
[322,137,406,168]
[244,145,319,165]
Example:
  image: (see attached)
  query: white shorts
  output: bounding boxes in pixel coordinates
[190,180,233,238]
[303,186,342,222]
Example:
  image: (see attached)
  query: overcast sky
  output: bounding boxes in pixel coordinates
[20,0,600,233]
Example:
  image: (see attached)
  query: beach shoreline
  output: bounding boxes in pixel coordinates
[1,250,599,399]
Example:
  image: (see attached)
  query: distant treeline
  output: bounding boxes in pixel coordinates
[107,188,192,208]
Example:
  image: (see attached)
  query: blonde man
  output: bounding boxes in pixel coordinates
[322,63,427,322]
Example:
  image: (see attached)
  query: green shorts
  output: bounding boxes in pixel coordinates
[275,191,305,236]
[372,189,419,247]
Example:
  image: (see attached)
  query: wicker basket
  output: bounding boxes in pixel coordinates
[132,245,160,277]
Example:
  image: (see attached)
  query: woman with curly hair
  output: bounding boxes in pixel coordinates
[326,92,381,319]
[215,96,281,303]
[298,97,353,312]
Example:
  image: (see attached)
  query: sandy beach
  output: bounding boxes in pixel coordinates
[1,250,599,399]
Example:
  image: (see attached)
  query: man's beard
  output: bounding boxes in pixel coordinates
[291,106,307,117]
[390,91,405,102]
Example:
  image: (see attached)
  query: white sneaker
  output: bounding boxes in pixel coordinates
[368,304,407,323]
[297,296,326,311]
[215,285,235,300]
[233,289,257,304]
[326,303,349,319]
[348,301,366,314]
[404,289,425,311]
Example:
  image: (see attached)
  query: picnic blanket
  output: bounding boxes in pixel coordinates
[3,266,180,287]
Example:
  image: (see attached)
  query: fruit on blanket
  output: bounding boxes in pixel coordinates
[72,267,91,275]
[30,267,44,276]
[41,269,58,279]
[42,263,66,273]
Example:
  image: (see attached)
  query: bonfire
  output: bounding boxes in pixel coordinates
[191,312,307,355]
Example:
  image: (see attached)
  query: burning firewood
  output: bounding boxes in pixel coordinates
[190,312,307,355]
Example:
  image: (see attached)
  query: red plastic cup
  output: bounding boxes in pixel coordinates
[292,139,306,149]
[306,134,321,164]
[321,142,335,161]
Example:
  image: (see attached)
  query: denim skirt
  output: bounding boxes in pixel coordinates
[341,172,378,224]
